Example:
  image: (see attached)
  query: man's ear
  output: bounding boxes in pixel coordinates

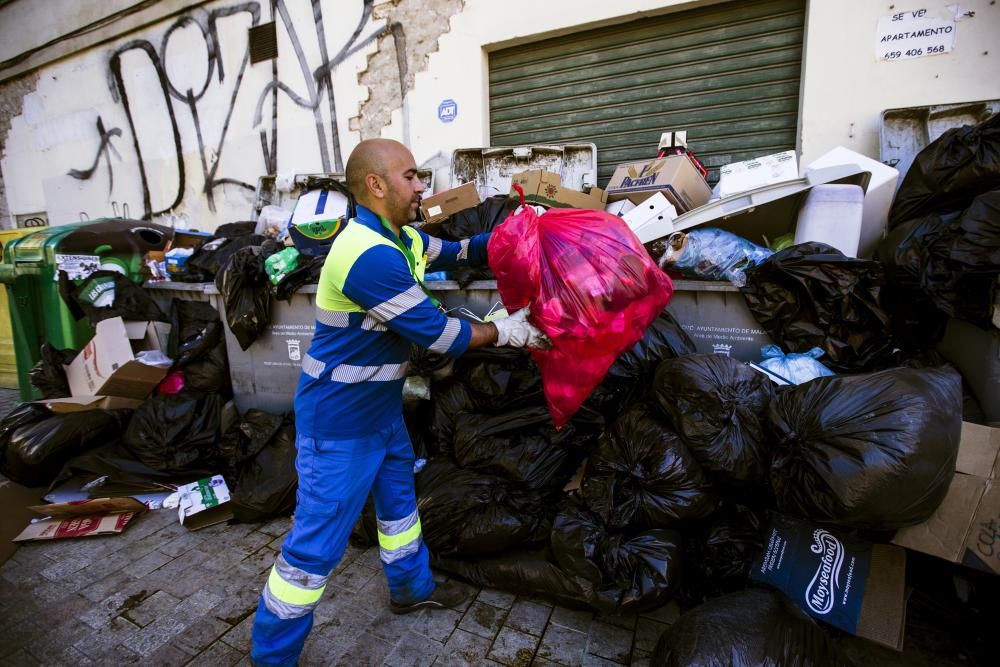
[365,173,385,200]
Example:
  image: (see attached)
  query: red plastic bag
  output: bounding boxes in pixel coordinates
[489,201,673,427]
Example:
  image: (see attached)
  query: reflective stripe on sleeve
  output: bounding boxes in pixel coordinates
[329,362,409,384]
[368,284,425,323]
[425,236,443,263]
[316,307,350,328]
[377,510,423,565]
[429,318,461,354]
[261,553,328,619]
[457,239,470,261]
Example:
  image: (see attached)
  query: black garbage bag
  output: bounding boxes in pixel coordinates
[436,196,519,286]
[181,221,264,282]
[169,299,230,394]
[273,254,325,301]
[551,497,682,614]
[741,243,896,372]
[417,459,551,556]
[59,270,167,325]
[230,416,297,522]
[581,403,716,530]
[0,403,58,478]
[433,548,588,609]
[650,588,852,667]
[217,409,283,476]
[452,405,579,489]
[3,408,128,487]
[410,344,452,378]
[880,190,1000,328]
[51,441,213,495]
[768,366,962,530]
[28,343,76,399]
[678,502,764,608]
[653,354,773,488]
[216,246,271,351]
[123,393,222,474]
[589,309,696,414]
[889,111,1000,229]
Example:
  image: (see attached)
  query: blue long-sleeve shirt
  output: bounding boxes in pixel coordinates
[295,204,490,438]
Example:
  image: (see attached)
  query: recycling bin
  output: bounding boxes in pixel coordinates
[0,219,172,400]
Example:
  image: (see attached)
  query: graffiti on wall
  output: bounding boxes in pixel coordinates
[65,0,392,221]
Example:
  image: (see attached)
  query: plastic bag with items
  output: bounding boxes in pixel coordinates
[757,345,834,385]
[657,228,773,287]
[489,201,673,427]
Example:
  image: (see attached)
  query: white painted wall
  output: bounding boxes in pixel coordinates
[2,0,998,229]
[1,0,383,230]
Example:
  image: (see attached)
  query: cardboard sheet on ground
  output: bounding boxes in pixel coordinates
[0,478,46,563]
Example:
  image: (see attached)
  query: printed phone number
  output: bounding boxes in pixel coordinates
[882,45,946,59]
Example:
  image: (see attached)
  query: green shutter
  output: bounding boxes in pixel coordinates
[489,0,805,185]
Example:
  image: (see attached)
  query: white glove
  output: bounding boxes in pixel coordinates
[493,308,551,349]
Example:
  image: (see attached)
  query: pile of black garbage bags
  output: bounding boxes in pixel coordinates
[0,285,297,524]
[351,306,964,641]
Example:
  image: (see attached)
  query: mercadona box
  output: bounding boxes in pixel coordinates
[605,155,712,213]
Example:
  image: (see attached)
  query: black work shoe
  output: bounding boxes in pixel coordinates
[389,581,468,615]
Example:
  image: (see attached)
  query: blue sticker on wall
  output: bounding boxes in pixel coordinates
[438,98,458,123]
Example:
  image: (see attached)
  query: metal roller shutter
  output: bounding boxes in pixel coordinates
[489,0,805,185]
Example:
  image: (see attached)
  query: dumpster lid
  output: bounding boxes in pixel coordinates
[667,164,871,247]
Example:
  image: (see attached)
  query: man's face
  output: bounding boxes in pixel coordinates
[379,146,425,226]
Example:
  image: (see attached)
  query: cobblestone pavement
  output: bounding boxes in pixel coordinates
[0,501,673,666]
[0,390,665,666]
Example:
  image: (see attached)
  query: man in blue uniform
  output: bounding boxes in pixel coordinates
[251,139,547,665]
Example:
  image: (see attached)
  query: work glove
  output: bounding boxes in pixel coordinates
[493,308,552,349]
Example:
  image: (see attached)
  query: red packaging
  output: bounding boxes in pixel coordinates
[489,199,673,427]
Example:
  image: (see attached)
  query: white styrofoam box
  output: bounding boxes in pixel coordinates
[793,184,865,257]
[805,146,898,258]
[605,199,636,217]
[621,193,678,243]
[718,150,799,198]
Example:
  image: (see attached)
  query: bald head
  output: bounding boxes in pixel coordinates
[345,139,424,228]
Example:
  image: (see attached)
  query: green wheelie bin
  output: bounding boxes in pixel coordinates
[0,219,172,400]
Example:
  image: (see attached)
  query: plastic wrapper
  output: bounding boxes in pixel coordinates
[2,407,128,487]
[650,588,852,667]
[653,354,774,488]
[658,228,773,287]
[741,242,896,372]
[123,393,223,474]
[28,343,76,399]
[216,246,272,351]
[550,497,682,614]
[757,345,834,385]
[156,370,186,395]
[889,111,1000,229]
[489,204,674,427]
[416,460,552,556]
[230,416,297,522]
[581,403,717,530]
[768,366,962,530]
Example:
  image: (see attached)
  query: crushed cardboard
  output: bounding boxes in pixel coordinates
[893,422,1000,575]
[420,182,480,224]
[164,475,233,530]
[64,317,170,400]
[14,512,139,542]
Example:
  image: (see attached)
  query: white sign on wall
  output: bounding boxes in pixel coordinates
[876,8,957,61]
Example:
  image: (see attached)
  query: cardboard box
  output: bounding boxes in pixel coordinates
[509,170,608,210]
[718,150,799,197]
[14,512,139,542]
[36,396,145,413]
[605,155,711,213]
[170,229,211,249]
[64,317,171,400]
[752,513,907,650]
[165,475,233,530]
[893,422,1000,575]
[420,182,481,224]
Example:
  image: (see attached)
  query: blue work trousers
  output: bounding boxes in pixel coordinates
[250,419,434,666]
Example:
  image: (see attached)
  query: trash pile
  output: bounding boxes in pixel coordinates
[0,110,997,661]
